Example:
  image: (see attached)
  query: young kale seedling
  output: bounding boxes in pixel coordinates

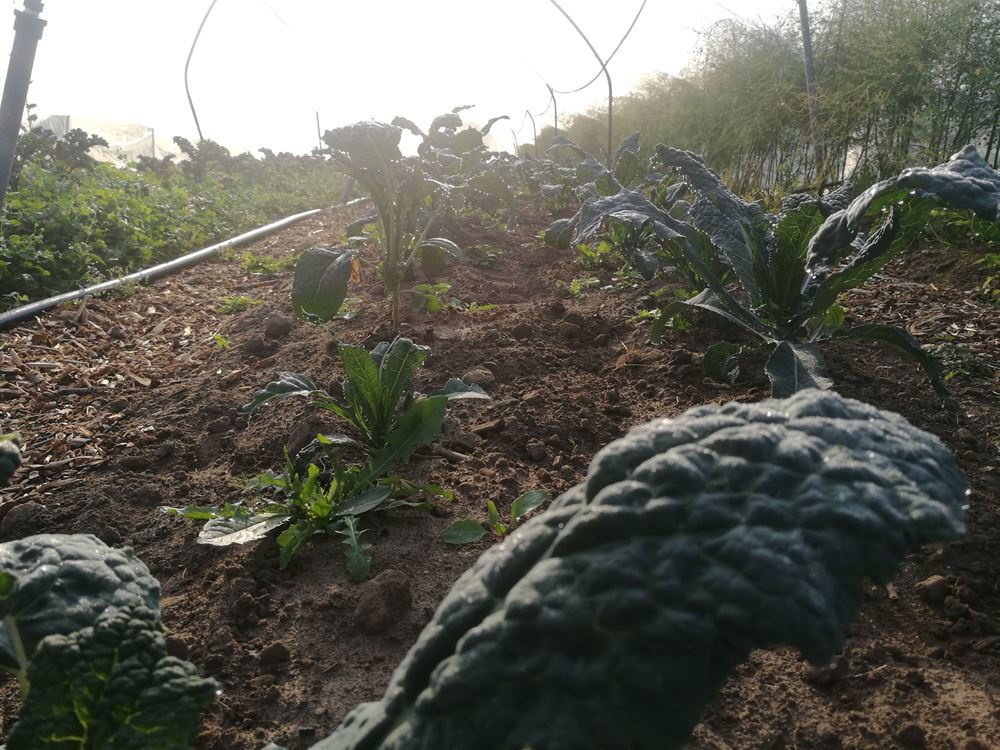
[243,337,486,454]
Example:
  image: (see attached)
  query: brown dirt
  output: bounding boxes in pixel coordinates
[0,203,997,750]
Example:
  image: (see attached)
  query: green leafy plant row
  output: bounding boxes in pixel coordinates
[0,131,348,307]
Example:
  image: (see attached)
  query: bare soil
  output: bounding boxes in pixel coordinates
[0,202,997,750]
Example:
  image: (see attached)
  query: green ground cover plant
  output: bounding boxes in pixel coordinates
[0,130,347,306]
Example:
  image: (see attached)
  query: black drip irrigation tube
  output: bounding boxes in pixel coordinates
[0,200,367,331]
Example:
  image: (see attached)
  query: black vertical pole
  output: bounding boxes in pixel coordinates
[0,0,46,211]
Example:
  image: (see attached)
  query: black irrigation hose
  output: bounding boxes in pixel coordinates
[0,205,353,331]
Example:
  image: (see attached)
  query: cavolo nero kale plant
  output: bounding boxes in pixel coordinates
[300,112,522,329]
[392,107,518,231]
[295,122,459,332]
[0,534,217,749]
[552,144,1000,397]
[298,389,966,750]
[541,133,721,285]
[167,338,487,576]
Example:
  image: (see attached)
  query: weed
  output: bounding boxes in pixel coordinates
[442,490,549,544]
[218,295,261,314]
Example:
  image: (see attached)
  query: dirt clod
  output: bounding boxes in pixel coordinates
[916,574,951,606]
[525,439,547,462]
[264,315,295,338]
[0,501,46,538]
[165,635,190,660]
[259,641,291,668]
[242,334,273,357]
[351,569,412,634]
[511,323,532,339]
[461,367,496,388]
[117,455,152,472]
[896,723,927,748]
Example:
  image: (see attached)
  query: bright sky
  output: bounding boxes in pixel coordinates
[0,0,794,155]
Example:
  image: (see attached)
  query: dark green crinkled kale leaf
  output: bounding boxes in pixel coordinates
[0,534,160,674]
[8,603,217,750]
[310,390,966,750]
[805,145,1000,287]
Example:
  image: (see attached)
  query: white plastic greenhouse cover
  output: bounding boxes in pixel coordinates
[35,114,181,165]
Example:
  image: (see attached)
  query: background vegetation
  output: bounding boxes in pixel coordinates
[0,131,348,306]
[537,0,1000,195]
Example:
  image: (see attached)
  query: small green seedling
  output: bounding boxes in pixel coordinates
[465,301,499,314]
[409,283,453,314]
[442,489,549,544]
[212,333,231,350]
[465,244,505,269]
[218,295,261,314]
[558,276,601,298]
[235,250,296,276]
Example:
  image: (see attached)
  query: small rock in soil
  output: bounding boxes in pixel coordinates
[0,502,46,537]
[461,367,496,388]
[133,484,164,507]
[108,327,126,340]
[960,739,990,750]
[916,574,951,606]
[563,312,585,327]
[511,323,532,340]
[249,674,278,687]
[549,300,566,316]
[118,455,152,472]
[264,314,294,338]
[896,723,927,748]
[525,440,547,462]
[259,641,291,669]
[594,333,610,347]
[559,464,576,479]
[351,569,412,634]
[485,328,502,343]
